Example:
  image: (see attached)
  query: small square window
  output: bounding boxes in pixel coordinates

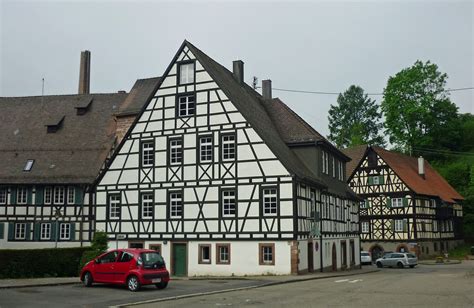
[178,95,195,117]
[199,244,211,264]
[259,243,275,265]
[179,62,195,85]
[24,160,34,172]
[216,244,230,264]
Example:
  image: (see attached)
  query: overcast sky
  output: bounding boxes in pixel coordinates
[1,0,473,137]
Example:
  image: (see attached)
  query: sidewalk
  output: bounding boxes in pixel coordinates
[0,267,377,289]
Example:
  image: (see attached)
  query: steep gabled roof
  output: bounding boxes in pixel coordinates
[344,145,464,203]
[115,77,161,117]
[342,144,369,177]
[0,93,127,184]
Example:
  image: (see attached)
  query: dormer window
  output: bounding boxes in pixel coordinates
[45,116,65,133]
[23,159,34,172]
[178,62,195,85]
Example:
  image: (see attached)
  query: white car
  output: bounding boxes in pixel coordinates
[361,251,372,265]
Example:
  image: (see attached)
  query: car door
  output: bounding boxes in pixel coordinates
[383,254,392,267]
[115,251,135,283]
[94,251,119,283]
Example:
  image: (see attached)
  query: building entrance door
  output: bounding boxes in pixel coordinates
[172,243,187,276]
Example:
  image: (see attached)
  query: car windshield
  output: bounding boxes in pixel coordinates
[140,252,165,268]
[361,252,370,256]
[407,254,416,258]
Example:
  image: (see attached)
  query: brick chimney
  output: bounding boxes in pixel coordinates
[232,60,244,84]
[418,156,425,179]
[262,79,272,99]
[78,50,91,94]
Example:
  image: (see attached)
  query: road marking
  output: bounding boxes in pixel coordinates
[348,279,363,283]
[334,279,349,283]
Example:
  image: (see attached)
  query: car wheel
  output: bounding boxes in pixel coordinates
[83,272,93,287]
[127,275,141,292]
[155,281,168,289]
[376,262,383,268]
[397,262,404,268]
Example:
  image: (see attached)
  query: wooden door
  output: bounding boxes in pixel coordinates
[341,241,347,268]
[307,242,314,272]
[332,243,337,271]
[172,243,187,276]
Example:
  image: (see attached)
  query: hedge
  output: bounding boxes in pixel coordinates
[0,247,90,279]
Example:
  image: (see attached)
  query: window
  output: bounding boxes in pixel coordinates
[421,221,426,232]
[177,95,195,117]
[109,194,121,219]
[44,187,52,204]
[0,188,6,204]
[40,223,51,240]
[119,252,134,263]
[394,219,404,232]
[263,188,277,215]
[141,141,155,167]
[361,221,369,233]
[332,157,336,177]
[259,243,275,265]
[67,187,75,205]
[15,223,26,239]
[199,244,211,264]
[53,186,65,204]
[322,151,329,174]
[178,62,194,85]
[169,192,183,218]
[338,161,344,180]
[23,159,34,172]
[98,251,119,264]
[222,189,236,216]
[17,187,27,204]
[141,193,154,219]
[391,198,403,208]
[221,134,236,161]
[59,223,71,240]
[169,138,183,164]
[216,244,230,264]
[149,244,162,254]
[373,176,380,185]
[360,200,368,209]
[199,136,213,163]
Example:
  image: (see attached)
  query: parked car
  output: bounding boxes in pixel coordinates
[80,249,170,291]
[375,252,418,268]
[360,251,372,265]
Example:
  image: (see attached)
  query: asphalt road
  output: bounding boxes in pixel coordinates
[139,262,474,308]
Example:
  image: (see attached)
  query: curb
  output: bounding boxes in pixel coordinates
[419,260,462,266]
[0,281,81,289]
[112,269,379,307]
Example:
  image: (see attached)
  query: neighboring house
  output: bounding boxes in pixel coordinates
[95,40,360,276]
[343,145,463,259]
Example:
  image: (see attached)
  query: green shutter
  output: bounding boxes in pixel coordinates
[70,223,76,241]
[365,200,369,208]
[51,222,57,241]
[27,188,33,205]
[8,223,14,240]
[403,219,408,232]
[25,223,32,240]
[33,223,40,241]
[11,188,16,204]
[0,223,4,239]
[403,198,409,207]
[75,187,84,205]
[391,220,395,232]
[379,176,385,184]
[387,197,391,208]
[36,187,44,205]
[368,177,374,185]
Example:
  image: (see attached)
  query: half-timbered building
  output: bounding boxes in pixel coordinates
[95,41,360,276]
[344,145,464,259]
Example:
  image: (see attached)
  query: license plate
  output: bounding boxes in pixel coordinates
[152,278,161,283]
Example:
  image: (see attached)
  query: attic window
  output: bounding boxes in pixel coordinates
[178,62,195,85]
[45,116,65,133]
[24,159,34,172]
[75,98,93,115]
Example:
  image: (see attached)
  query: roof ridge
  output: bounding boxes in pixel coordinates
[0,93,126,99]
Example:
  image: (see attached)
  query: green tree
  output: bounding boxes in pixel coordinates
[328,85,385,148]
[381,60,459,156]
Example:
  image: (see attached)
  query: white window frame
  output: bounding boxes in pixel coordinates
[53,186,65,205]
[263,188,278,215]
[177,94,195,117]
[67,187,75,205]
[222,190,236,216]
[372,176,380,185]
[332,157,336,178]
[109,194,121,219]
[217,244,230,264]
[391,198,403,208]
[141,193,154,219]
[15,223,26,239]
[40,223,51,240]
[0,187,6,204]
[17,187,27,204]
[361,221,369,233]
[199,136,213,163]
[221,134,236,161]
[170,192,183,218]
[179,62,195,85]
[262,245,274,264]
[59,223,71,240]
[24,159,34,171]
[44,186,52,204]
[322,151,329,174]
[338,161,344,180]
[141,141,154,167]
[394,219,404,232]
[170,139,183,165]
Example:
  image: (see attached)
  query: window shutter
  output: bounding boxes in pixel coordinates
[368,177,373,185]
[36,187,44,205]
[33,223,40,241]
[403,198,408,207]
[11,188,16,204]
[8,223,15,240]
[25,223,32,240]
[51,222,57,241]
[70,223,75,241]
[27,188,33,205]
[0,223,4,239]
[365,200,370,208]
[403,219,408,232]
[391,220,395,232]
[75,187,84,205]
[386,197,391,208]
[379,176,385,185]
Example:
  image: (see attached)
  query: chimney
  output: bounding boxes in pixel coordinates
[78,50,91,94]
[232,60,244,84]
[418,156,425,178]
[262,79,272,99]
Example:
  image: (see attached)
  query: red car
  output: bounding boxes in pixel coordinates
[80,248,170,291]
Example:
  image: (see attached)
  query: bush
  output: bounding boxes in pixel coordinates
[0,247,89,279]
[77,231,108,274]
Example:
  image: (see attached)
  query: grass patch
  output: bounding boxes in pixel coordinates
[447,243,474,260]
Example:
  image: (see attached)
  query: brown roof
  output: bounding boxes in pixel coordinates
[0,93,127,184]
[344,145,463,203]
[342,144,368,177]
[115,77,161,117]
